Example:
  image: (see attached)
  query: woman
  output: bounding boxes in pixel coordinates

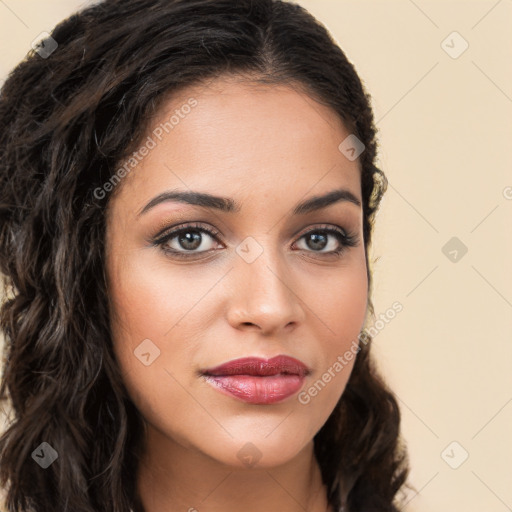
[0,0,410,511]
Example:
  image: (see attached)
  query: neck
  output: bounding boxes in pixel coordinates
[135,425,331,512]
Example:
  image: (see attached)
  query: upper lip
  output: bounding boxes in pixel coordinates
[202,355,310,377]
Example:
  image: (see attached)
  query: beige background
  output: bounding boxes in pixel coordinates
[1,1,511,511]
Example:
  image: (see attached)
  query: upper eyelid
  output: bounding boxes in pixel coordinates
[153,222,221,242]
[152,223,359,260]
[155,222,351,245]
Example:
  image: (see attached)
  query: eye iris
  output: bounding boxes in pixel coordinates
[307,232,328,251]
[179,230,202,250]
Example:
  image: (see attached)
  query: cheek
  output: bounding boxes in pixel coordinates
[108,237,237,336]
[107,272,201,450]
[302,253,368,408]
[311,249,368,347]
[105,251,213,434]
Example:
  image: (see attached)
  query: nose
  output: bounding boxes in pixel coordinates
[226,245,305,335]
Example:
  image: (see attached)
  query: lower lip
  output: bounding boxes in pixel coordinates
[204,374,305,404]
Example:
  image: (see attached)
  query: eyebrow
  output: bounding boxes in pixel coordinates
[137,187,361,217]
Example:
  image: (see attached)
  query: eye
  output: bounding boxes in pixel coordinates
[152,222,359,260]
[153,222,222,258]
[293,225,359,257]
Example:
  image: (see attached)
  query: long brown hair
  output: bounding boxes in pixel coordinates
[0,1,409,510]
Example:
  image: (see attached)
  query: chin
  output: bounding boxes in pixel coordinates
[202,432,314,471]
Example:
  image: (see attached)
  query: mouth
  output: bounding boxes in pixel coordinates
[201,355,310,405]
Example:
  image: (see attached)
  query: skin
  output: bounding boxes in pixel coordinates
[105,76,369,512]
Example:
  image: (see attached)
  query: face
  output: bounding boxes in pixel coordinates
[105,77,368,470]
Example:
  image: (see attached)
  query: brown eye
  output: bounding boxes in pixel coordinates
[294,226,359,257]
[173,230,205,251]
[154,223,222,258]
[302,231,330,251]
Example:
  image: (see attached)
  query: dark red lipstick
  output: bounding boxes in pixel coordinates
[201,355,310,404]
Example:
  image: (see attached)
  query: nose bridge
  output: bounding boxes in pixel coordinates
[240,241,287,296]
[228,235,303,330]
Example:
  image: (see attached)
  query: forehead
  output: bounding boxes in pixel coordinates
[109,77,362,213]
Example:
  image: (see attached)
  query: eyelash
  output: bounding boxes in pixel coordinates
[152,222,359,260]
